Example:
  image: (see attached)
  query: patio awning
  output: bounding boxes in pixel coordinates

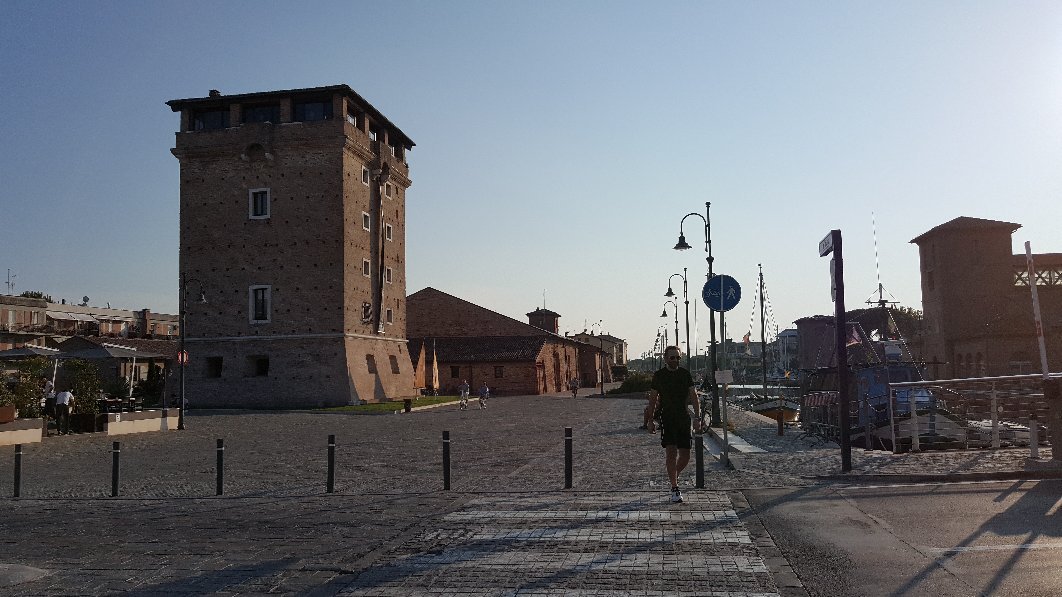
[69,313,97,322]
[0,346,61,360]
[46,311,77,321]
[59,346,164,360]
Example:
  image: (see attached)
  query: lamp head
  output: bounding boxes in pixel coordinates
[664,287,675,298]
[660,309,667,318]
[674,234,692,251]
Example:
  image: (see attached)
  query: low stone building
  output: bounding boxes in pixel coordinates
[407,288,588,395]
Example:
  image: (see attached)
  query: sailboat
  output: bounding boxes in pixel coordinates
[744,265,801,429]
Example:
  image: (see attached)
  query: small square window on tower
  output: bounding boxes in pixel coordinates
[362,212,371,231]
[362,166,370,186]
[249,188,270,219]
[385,307,394,324]
[362,259,370,277]
[385,183,392,198]
[385,267,392,284]
[385,223,393,241]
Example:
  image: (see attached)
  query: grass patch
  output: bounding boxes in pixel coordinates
[321,395,461,414]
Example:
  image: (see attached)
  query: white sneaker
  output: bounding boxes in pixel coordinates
[670,488,683,503]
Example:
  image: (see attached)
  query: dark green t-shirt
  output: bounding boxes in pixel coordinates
[651,366,694,418]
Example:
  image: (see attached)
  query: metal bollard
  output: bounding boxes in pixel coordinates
[111,441,120,497]
[695,435,704,489]
[216,439,225,496]
[442,431,451,490]
[327,434,336,493]
[564,427,573,489]
[13,444,22,499]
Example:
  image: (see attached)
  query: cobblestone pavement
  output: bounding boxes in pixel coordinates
[0,394,804,595]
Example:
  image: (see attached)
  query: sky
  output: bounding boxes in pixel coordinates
[3,1,1062,359]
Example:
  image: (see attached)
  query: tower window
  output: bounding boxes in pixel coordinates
[366,354,377,374]
[385,267,393,284]
[389,354,401,374]
[294,100,332,122]
[206,357,223,378]
[385,223,393,241]
[245,355,269,377]
[249,188,270,219]
[362,259,370,277]
[385,183,392,198]
[249,285,271,323]
[362,212,371,231]
[193,109,230,131]
[362,167,370,185]
[385,307,394,324]
[242,104,280,124]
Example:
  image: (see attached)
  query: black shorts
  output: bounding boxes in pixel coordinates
[659,413,692,449]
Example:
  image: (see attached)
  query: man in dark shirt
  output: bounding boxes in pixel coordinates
[647,346,703,503]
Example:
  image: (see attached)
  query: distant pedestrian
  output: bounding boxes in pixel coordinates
[459,380,470,410]
[569,378,580,399]
[478,383,490,409]
[54,388,74,435]
[646,346,703,503]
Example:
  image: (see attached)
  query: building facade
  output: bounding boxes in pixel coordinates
[911,216,1062,379]
[167,85,416,407]
[407,288,585,395]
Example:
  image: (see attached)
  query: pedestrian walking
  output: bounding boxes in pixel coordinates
[646,346,703,503]
[459,380,470,411]
[478,382,489,409]
[569,377,580,398]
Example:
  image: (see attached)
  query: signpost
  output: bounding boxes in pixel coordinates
[704,275,740,470]
[819,230,852,472]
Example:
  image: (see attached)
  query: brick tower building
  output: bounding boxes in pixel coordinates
[167,85,415,407]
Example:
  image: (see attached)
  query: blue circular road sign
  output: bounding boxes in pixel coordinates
[702,274,741,312]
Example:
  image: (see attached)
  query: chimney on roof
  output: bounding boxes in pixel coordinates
[208,89,221,97]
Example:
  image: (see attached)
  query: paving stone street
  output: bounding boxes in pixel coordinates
[0,392,800,595]
[2,389,1057,595]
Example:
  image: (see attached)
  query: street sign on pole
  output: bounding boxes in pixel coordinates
[702,275,741,312]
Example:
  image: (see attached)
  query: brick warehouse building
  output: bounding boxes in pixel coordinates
[406,288,594,395]
[167,85,416,407]
[911,216,1062,379]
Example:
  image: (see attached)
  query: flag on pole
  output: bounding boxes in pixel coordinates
[742,331,752,355]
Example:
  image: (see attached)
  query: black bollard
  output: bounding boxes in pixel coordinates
[442,430,451,490]
[327,434,336,493]
[695,435,704,489]
[216,439,225,496]
[111,441,120,497]
[564,427,573,489]
[13,444,22,499]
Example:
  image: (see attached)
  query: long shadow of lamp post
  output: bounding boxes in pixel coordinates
[665,268,691,369]
[674,202,719,427]
[178,272,206,431]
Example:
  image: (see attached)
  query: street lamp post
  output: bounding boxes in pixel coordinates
[660,299,679,354]
[665,268,691,370]
[674,201,719,427]
[178,272,206,431]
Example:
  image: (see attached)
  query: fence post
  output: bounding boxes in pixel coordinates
[327,434,336,493]
[889,389,898,454]
[111,441,120,497]
[442,431,451,490]
[991,383,1000,449]
[564,427,573,489]
[695,435,704,489]
[1030,414,1040,458]
[216,439,224,496]
[13,444,22,499]
[910,392,921,452]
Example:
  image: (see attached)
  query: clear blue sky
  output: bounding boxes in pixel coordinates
[3,1,1061,358]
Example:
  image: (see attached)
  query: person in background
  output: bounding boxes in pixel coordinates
[54,387,74,435]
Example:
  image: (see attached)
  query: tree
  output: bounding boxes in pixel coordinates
[19,290,53,302]
[63,359,102,416]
